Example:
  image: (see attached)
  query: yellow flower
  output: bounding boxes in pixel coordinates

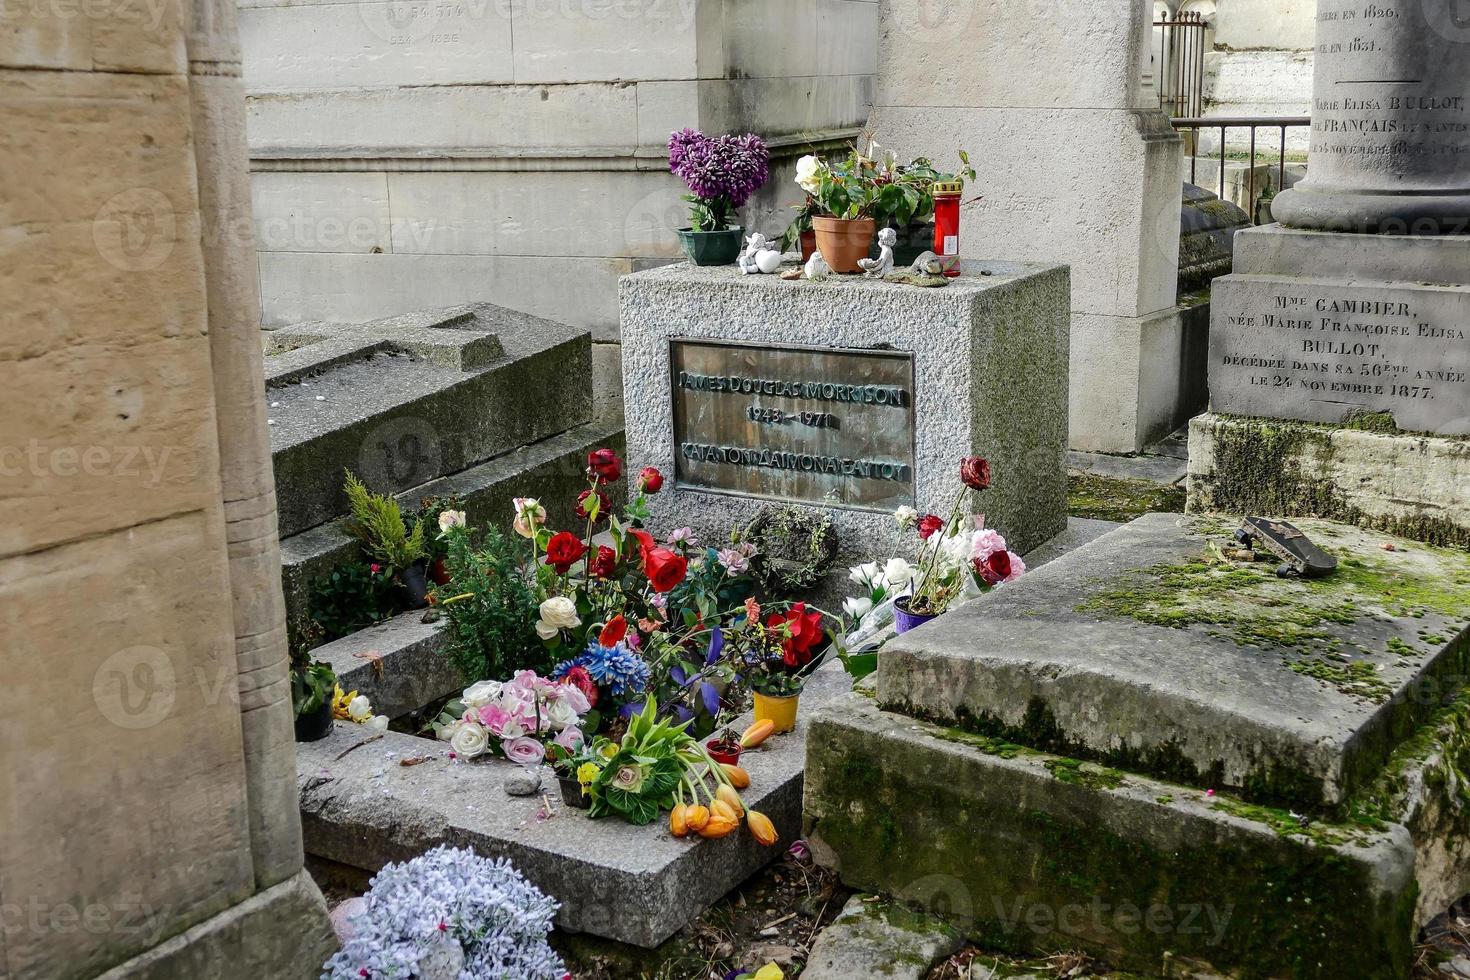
[752,965,784,980]
[576,762,600,786]
[331,686,358,720]
[597,742,618,761]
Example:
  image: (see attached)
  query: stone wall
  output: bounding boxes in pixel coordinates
[1,0,333,974]
[1196,0,1315,151]
[241,0,880,397]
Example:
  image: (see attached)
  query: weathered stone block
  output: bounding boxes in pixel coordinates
[877,513,1470,811]
[805,691,1470,979]
[619,261,1070,563]
[280,419,624,632]
[297,664,851,947]
[311,612,460,722]
[266,303,591,537]
[1187,412,1470,550]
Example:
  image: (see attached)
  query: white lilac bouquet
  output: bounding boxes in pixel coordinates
[432,671,590,767]
[322,845,566,980]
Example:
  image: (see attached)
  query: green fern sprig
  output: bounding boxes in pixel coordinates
[343,469,426,569]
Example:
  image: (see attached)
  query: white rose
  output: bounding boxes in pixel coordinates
[449,721,489,759]
[365,715,389,733]
[438,509,466,532]
[843,596,874,621]
[347,695,373,723]
[849,561,881,587]
[544,698,580,731]
[883,558,914,588]
[893,505,918,529]
[498,716,527,740]
[461,680,502,708]
[795,154,822,195]
[536,596,580,639]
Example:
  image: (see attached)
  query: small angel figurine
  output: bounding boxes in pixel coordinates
[738,232,769,275]
[859,227,897,278]
[803,249,831,279]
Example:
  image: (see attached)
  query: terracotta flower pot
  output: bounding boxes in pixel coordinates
[799,228,817,263]
[811,216,876,273]
[752,691,801,734]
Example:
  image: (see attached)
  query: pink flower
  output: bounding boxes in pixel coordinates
[369,563,381,574]
[554,681,591,715]
[970,529,1007,563]
[553,727,584,752]
[503,737,546,766]
[1002,551,1025,582]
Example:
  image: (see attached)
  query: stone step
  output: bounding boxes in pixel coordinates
[281,417,624,634]
[266,302,592,538]
[875,513,1470,812]
[804,691,1470,979]
[310,611,459,722]
[297,662,853,948]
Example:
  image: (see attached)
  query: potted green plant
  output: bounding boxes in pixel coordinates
[343,469,429,607]
[668,128,770,266]
[291,659,338,742]
[796,149,882,273]
[868,152,977,266]
[720,600,832,734]
[411,492,465,586]
[779,196,819,262]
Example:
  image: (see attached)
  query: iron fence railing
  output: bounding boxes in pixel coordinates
[1153,11,1208,119]
[1172,116,1313,223]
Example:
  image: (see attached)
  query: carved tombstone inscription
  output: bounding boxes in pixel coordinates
[670,339,917,511]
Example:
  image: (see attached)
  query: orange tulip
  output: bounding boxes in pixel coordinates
[710,799,739,823]
[716,784,745,817]
[685,804,710,832]
[698,815,738,838]
[722,764,751,789]
[670,803,689,838]
[740,719,775,749]
[747,810,778,846]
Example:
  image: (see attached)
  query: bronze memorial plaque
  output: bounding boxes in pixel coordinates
[670,339,916,511]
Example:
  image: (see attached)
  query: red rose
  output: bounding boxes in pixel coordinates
[917,514,944,540]
[766,601,826,668]
[546,531,587,574]
[587,448,623,484]
[975,549,1011,586]
[640,466,664,494]
[626,528,655,563]
[576,488,610,522]
[599,614,629,648]
[960,456,991,491]
[645,547,688,593]
[589,545,617,579]
[562,665,598,708]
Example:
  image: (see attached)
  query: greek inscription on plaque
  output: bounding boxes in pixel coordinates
[1210,279,1470,435]
[669,339,917,511]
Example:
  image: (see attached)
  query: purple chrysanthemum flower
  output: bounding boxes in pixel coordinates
[668,129,770,207]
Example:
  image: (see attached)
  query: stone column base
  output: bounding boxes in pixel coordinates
[1186,412,1470,549]
[95,870,336,980]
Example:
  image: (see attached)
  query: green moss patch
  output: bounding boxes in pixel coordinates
[1068,473,1185,523]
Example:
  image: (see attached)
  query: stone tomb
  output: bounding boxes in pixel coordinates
[805,514,1470,977]
[297,662,852,948]
[619,261,1071,566]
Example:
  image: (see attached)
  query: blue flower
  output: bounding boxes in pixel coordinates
[552,641,651,700]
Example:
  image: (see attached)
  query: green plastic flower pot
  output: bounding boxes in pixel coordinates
[677,226,744,266]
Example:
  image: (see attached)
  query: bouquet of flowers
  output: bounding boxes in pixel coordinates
[435,447,761,736]
[432,671,591,767]
[877,456,1026,620]
[793,144,974,227]
[720,598,832,698]
[321,845,566,980]
[668,128,770,232]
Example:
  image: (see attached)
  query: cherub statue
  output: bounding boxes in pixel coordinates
[738,232,768,274]
[859,227,897,278]
[803,249,831,280]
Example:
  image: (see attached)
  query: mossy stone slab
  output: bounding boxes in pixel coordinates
[877,513,1470,811]
[804,692,1470,980]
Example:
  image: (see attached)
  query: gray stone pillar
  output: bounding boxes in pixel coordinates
[1272,0,1470,233]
